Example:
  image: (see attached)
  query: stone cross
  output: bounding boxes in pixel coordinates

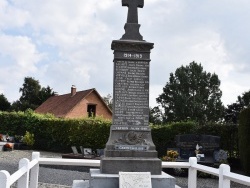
[122,0,144,23]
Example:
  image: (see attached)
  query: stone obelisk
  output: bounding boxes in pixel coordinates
[100,0,162,175]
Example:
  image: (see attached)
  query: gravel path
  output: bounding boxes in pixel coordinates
[1,150,249,188]
[0,150,88,187]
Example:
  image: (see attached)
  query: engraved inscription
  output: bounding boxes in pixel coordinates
[113,52,150,60]
[115,145,147,151]
[119,172,152,188]
[124,52,143,59]
[112,126,150,131]
[113,60,149,126]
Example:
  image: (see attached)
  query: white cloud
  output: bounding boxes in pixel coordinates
[0,0,250,108]
[221,81,250,106]
[149,84,163,107]
[0,34,43,72]
[0,34,44,101]
[0,0,29,29]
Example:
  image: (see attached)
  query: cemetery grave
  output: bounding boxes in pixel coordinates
[61,146,103,159]
[0,134,15,151]
[173,134,227,165]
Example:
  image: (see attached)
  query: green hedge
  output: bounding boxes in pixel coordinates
[0,110,111,152]
[194,122,239,158]
[151,121,197,156]
[239,108,250,175]
[0,111,239,157]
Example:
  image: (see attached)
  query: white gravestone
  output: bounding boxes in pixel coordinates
[119,172,152,188]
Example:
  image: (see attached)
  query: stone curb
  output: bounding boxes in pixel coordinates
[10,182,71,188]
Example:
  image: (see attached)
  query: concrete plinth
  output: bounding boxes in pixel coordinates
[101,157,162,175]
[72,169,175,188]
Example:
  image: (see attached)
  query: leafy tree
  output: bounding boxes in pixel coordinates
[238,90,250,108]
[38,86,55,104]
[102,94,113,111]
[149,107,163,124]
[11,100,33,111]
[225,90,250,124]
[224,102,242,124]
[19,77,41,105]
[12,77,55,111]
[0,93,11,111]
[156,61,224,124]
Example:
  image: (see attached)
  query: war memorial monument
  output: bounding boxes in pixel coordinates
[74,0,176,187]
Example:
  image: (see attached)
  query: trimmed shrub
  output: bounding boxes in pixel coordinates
[0,110,240,158]
[0,110,111,152]
[151,121,197,156]
[239,108,250,175]
[195,122,239,158]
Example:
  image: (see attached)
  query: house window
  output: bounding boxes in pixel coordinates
[87,104,96,117]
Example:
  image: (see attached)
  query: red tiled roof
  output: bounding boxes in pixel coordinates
[35,88,94,117]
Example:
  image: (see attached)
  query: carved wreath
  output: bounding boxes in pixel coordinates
[114,131,148,145]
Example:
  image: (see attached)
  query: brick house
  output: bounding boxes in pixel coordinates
[35,86,112,119]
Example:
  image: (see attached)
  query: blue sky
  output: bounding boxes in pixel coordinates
[0,0,250,107]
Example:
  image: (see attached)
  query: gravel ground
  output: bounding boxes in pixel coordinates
[0,150,250,188]
[0,150,88,187]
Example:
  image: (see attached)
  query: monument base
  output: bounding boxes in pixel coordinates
[101,157,162,175]
[72,169,175,188]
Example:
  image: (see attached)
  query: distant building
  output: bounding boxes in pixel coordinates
[35,86,112,119]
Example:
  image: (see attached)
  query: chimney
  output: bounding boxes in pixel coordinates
[71,85,76,96]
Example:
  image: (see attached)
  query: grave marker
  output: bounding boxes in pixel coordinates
[100,0,161,175]
[79,1,176,187]
[71,146,79,155]
[122,0,144,23]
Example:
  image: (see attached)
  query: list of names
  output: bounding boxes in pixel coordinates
[113,60,149,126]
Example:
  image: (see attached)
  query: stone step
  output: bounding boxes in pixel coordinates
[72,180,89,188]
[10,182,71,188]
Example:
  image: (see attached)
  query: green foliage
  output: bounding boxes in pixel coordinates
[225,90,250,124]
[239,91,250,108]
[23,131,35,146]
[149,107,163,124]
[155,61,224,124]
[239,108,250,175]
[0,94,11,111]
[11,77,55,111]
[152,121,238,158]
[0,111,240,158]
[0,111,111,152]
[151,121,197,156]
[224,102,242,124]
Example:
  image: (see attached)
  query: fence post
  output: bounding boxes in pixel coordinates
[17,158,30,188]
[30,152,40,188]
[188,157,197,188]
[0,170,11,188]
[219,164,230,188]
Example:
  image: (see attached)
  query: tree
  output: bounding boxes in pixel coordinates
[224,90,250,124]
[149,107,163,124]
[0,93,11,111]
[156,61,224,124]
[238,90,250,108]
[19,77,41,105]
[102,94,113,111]
[12,77,55,111]
[11,100,31,112]
[38,86,55,104]
[224,102,242,124]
